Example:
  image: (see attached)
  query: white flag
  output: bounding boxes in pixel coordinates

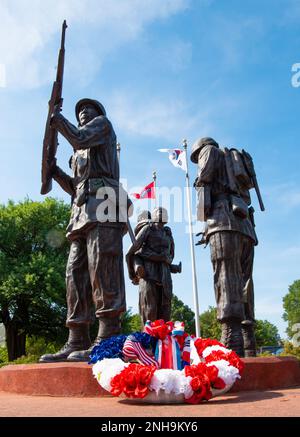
[158,148,187,172]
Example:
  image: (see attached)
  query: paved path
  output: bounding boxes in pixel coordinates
[0,388,299,417]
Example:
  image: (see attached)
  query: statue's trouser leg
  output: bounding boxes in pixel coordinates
[241,240,256,356]
[39,238,92,362]
[66,237,93,329]
[209,231,245,356]
[139,279,160,325]
[158,284,172,322]
[87,224,126,340]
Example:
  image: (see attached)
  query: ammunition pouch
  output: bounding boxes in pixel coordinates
[74,181,87,207]
[88,177,105,194]
[74,178,106,207]
[230,195,248,219]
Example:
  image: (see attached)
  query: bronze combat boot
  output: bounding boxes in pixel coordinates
[241,320,257,357]
[220,320,245,357]
[39,325,91,363]
[67,317,121,362]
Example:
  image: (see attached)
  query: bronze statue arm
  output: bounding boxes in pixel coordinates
[126,225,150,260]
[125,226,150,280]
[196,145,218,185]
[169,233,175,263]
[51,113,111,150]
[53,164,75,196]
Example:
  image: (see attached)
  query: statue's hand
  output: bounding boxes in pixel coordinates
[50,104,62,126]
[136,265,146,279]
[48,157,58,176]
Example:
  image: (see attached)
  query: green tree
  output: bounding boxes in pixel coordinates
[171,294,195,334]
[255,319,281,347]
[121,308,142,334]
[199,306,222,339]
[0,198,70,360]
[283,280,300,338]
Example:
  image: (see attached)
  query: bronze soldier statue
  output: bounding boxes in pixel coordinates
[191,137,261,357]
[126,207,181,325]
[40,98,129,362]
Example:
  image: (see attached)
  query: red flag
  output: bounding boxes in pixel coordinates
[132,181,155,200]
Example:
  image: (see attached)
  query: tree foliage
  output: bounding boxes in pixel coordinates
[171,294,195,334]
[121,308,142,334]
[283,280,300,338]
[199,306,222,339]
[0,198,70,360]
[255,319,281,347]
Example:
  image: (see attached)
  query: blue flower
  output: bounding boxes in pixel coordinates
[88,335,127,364]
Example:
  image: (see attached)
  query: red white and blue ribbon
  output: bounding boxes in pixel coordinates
[122,335,158,368]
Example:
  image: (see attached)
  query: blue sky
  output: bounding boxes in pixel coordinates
[1,0,300,337]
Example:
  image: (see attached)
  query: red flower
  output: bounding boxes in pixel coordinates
[194,338,225,357]
[227,351,245,374]
[204,350,244,375]
[149,320,173,340]
[205,364,226,390]
[110,373,125,397]
[110,363,156,399]
[184,363,213,404]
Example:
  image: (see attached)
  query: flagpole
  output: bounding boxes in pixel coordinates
[183,139,201,338]
[117,142,121,166]
[116,142,136,243]
[152,170,157,208]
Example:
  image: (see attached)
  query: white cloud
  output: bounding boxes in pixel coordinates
[0,0,189,89]
[110,91,212,142]
[109,88,244,143]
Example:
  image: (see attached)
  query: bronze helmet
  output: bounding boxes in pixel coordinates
[151,207,168,224]
[190,137,219,163]
[75,98,106,122]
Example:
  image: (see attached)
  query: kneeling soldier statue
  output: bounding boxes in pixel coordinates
[191,137,264,357]
[40,98,129,362]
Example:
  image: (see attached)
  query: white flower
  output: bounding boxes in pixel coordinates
[149,369,193,399]
[92,358,128,392]
[208,359,240,387]
[202,345,231,359]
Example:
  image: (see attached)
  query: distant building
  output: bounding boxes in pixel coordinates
[259,346,284,355]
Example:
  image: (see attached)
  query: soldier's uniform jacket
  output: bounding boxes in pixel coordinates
[52,113,127,239]
[197,145,257,244]
[126,223,174,287]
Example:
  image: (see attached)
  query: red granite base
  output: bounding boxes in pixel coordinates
[0,357,299,397]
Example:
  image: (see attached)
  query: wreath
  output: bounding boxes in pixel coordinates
[91,320,244,404]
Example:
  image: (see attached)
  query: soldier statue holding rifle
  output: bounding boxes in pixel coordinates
[126,207,181,326]
[40,22,130,362]
[191,137,264,357]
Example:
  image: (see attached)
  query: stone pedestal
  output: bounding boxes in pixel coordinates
[0,357,299,397]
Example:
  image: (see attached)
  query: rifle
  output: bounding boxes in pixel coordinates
[241,149,265,212]
[116,142,136,243]
[41,20,67,195]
